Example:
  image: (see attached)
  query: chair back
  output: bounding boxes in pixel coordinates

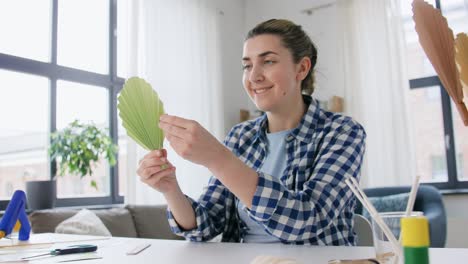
[354,214,373,246]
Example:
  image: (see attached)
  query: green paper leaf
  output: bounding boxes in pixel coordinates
[118,77,165,150]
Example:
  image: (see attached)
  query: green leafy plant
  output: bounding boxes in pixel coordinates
[49,120,119,189]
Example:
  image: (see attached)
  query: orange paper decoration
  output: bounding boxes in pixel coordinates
[412,0,468,126]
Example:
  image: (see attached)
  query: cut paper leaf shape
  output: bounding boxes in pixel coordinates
[455,33,468,108]
[412,0,468,126]
[118,77,165,150]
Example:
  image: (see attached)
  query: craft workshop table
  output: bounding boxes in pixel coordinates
[1,234,468,263]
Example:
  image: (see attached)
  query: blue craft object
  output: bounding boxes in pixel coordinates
[0,190,31,241]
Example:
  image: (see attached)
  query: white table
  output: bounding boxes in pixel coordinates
[92,237,468,264]
[3,234,468,263]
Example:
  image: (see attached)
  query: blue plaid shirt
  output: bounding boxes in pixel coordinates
[167,96,366,245]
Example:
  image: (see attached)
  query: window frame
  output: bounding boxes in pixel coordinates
[409,76,467,190]
[0,0,125,209]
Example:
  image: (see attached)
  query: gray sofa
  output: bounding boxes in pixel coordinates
[28,205,184,240]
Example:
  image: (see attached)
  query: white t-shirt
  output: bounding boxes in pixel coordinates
[237,129,292,243]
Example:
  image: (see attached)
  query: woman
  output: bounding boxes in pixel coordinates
[137,19,366,245]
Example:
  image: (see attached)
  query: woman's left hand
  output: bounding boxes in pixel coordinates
[159,114,228,169]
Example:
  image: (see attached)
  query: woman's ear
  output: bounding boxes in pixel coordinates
[296,57,312,81]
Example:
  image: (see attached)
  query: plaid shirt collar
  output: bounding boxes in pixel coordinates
[252,95,320,144]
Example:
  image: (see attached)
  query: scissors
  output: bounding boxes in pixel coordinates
[22,244,98,259]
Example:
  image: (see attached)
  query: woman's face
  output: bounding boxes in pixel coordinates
[242,34,303,113]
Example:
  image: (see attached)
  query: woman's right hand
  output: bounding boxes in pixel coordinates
[137,149,179,194]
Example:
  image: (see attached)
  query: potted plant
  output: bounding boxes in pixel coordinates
[50,119,119,187]
[26,120,119,210]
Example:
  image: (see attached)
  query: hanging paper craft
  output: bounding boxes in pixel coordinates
[118,77,165,150]
[412,0,468,126]
[455,33,468,109]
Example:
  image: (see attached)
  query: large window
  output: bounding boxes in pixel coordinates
[0,71,50,200]
[0,0,128,209]
[401,0,468,190]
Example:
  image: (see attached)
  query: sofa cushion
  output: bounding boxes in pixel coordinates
[29,207,138,238]
[29,209,78,233]
[94,208,138,237]
[125,205,184,240]
[55,209,112,236]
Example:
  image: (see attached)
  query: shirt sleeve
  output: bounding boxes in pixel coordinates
[166,176,229,241]
[247,120,366,242]
[166,123,244,241]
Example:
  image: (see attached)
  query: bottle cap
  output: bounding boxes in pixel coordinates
[401,216,430,247]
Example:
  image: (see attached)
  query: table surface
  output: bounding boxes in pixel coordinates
[2,234,468,264]
[85,236,468,264]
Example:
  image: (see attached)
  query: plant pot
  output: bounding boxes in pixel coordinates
[25,180,57,210]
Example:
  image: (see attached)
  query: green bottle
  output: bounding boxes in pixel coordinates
[401,216,430,264]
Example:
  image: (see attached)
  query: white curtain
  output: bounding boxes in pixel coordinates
[125,0,223,204]
[337,0,416,187]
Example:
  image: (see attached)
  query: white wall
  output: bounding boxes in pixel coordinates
[214,0,250,135]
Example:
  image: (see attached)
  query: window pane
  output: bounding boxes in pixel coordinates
[400,0,437,79]
[117,0,130,78]
[0,0,51,61]
[0,70,49,199]
[441,0,468,35]
[56,80,109,197]
[452,101,468,181]
[407,86,448,182]
[58,0,108,74]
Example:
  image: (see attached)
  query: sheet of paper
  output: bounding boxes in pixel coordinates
[118,77,165,150]
[0,252,102,263]
[56,253,102,263]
